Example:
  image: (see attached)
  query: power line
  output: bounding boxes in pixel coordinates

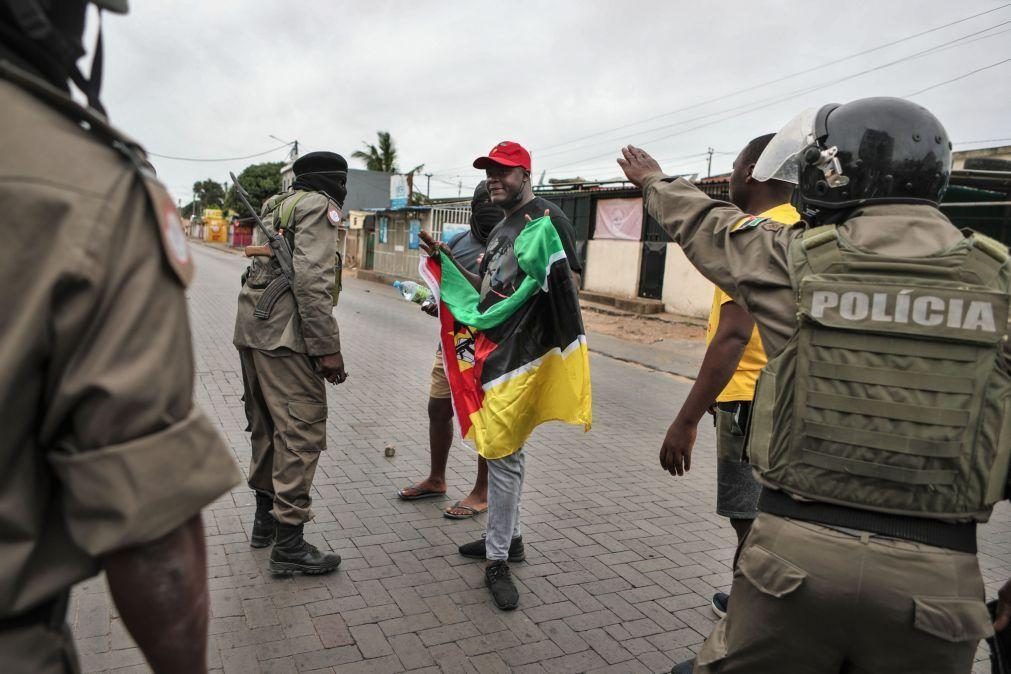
[905,58,1011,97]
[542,20,1011,173]
[148,142,293,162]
[426,3,1010,175]
[532,3,1010,159]
[539,58,1010,182]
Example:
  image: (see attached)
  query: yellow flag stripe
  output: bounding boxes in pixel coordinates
[465,339,592,460]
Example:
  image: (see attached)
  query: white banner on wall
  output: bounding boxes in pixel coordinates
[594,197,643,241]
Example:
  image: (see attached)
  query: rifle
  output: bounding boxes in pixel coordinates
[230,172,295,320]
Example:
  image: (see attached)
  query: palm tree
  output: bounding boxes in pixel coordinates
[352,131,399,173]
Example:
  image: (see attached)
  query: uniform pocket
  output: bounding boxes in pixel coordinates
[913,597,993,642]
[695,615,729,667]
[738,543,806,598]
[746,369,776,469]
[285,402,327,452]
[245,260,275,289]
[716,405,748,463]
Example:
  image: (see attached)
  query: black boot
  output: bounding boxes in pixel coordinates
[250,492,276,549]
[269,523,341,576]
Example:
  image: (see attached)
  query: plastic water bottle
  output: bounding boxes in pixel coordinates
[393,280,430,304]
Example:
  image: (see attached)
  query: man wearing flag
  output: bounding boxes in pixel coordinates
[419,141,590,610]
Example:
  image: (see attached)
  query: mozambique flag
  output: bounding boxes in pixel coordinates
[419,216,592,459]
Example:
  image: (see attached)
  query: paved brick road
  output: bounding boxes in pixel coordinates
[69,244,1011,673]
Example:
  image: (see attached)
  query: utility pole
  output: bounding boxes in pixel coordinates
[270,135,299,160]
[424,173,433,199]
[706,147,714,178]
[458,178,462,198]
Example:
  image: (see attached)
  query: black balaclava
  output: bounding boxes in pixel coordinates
[292,151,349,206]
[0,0,113,113]
[469,180,504,244]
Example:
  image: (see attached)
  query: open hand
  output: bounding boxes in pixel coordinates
[419,230,451,262]
[659,417,696,476]
[524,208,552,223]
[617,145,664,188]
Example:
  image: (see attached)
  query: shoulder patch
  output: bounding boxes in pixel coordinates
[731,216,769,234]
[143,176,193,286]
[327,204,342,225]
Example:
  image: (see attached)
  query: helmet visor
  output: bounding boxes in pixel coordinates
[753,108,817,184]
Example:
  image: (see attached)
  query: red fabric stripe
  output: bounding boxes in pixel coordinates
[426,256,485,440]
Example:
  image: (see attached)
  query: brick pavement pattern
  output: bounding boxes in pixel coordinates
[69,245,1011,673]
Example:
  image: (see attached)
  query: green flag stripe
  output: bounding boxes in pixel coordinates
[439,216,567,330]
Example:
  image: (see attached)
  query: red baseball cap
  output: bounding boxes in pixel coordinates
[473,141,531,172]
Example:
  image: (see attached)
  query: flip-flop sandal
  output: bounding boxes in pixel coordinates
[397,486,447,501]
[443,501,488,520]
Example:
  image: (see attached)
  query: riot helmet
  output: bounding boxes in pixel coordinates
[754,97,951,217]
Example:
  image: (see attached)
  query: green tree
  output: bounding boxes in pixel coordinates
[352,130,399,172]
[353,131,426,204]
[352,131,424,177]
[224,161,284,215]
[192,178,226,214]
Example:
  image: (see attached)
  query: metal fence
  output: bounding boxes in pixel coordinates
[429,202,471,240]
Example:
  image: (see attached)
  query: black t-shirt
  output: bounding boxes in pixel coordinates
[478,197,581,310]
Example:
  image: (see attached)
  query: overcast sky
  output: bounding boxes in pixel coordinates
[95,0,1011,204]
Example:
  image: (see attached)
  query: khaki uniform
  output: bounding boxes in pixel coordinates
[0,62,241,672]
[233,190,341,526]
[642,174,997,673]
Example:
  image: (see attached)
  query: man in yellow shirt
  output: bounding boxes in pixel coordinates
[658,134,798,618]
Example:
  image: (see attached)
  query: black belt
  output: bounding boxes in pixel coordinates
[759,488,977,554]
[0,591,69,632]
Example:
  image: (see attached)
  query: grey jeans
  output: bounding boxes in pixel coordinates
[486,449,525,561]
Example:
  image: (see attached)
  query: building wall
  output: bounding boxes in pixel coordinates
[661,244,714,319]
[952,146,1011,170]
[582,240,641,297]
[372,211,431,281]
[346,169,392,211]
[280,166,392,212]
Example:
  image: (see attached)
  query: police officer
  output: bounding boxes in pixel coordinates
[0,1,242,672]
[618,97,1011,673]
[233,151,348,576]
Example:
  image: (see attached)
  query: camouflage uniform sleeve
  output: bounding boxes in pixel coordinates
[44,171,241,557]
[291,192,341,356]
[641,173,801,356]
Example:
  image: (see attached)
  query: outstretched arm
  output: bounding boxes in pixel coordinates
[618,144,798,357]
[420,230,482,290]
[660,301,754,476]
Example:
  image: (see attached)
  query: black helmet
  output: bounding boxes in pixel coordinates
[754,97,952,215]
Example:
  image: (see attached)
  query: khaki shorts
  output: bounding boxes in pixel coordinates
[430,347,451,399]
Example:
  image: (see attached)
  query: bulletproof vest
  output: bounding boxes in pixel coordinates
[265,191,342,305]
[748,225,1011,522]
